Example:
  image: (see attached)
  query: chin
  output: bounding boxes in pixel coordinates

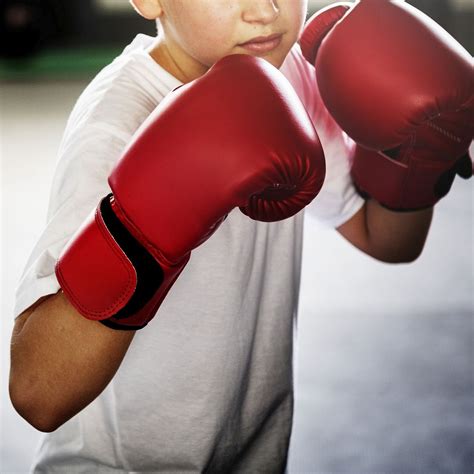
[216,48,287,70]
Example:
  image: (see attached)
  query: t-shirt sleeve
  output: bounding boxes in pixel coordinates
[13,120,131,319]
[280,45,365,229]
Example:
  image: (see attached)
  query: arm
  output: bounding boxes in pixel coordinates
[10,55,325,432]
[9,291,135,432]
[337,199,433,263]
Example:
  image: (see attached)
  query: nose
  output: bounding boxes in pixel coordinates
[242,0,279,25]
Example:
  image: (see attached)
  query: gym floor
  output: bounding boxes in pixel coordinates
[1,78,472,473]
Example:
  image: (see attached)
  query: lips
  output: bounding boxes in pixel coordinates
[240,33,282,45]
[238,33,283,53]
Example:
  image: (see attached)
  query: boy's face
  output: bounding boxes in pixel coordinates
[156,0,307,78]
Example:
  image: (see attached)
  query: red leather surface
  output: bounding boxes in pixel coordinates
[102,253,190,329]
[55,200,137,320]
[57,55,326,323]
[299,2,351,65]
[109,54,326,265]
[302,0,473,208]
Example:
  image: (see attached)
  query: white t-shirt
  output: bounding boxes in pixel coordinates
[14,34,363,473]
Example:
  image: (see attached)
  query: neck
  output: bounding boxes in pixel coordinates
[147,36,208,84]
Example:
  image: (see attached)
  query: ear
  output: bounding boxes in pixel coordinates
[129,0,163,20]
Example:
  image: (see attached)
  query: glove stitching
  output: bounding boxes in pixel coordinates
[425,121,462,144]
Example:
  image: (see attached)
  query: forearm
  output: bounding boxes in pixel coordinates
[364,199,433,263]
[9,290,135,432]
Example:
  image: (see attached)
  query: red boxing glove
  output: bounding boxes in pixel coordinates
[55,54,326,330]
[301,0,473,211]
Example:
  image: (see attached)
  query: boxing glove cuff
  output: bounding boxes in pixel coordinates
[55,194,188,329]
[350,145,472,211]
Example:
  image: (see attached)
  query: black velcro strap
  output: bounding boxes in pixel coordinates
[98,193,164,327]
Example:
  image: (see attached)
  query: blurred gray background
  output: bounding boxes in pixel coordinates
[1,0,473,473]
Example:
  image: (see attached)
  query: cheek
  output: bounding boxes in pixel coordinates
[180,15,237,65]
[284,1,306,38]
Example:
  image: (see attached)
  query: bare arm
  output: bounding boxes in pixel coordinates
[9,290,135,432]
[337,199,433,263]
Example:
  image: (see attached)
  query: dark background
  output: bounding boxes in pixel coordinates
[0,0,472,61]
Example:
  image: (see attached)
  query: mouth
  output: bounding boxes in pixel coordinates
[238,33,283,54]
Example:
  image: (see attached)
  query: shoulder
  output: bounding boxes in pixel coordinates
[67,34,181,142]
[48,35,183,217]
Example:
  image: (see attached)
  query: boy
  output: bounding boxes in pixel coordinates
[9,0,469,472]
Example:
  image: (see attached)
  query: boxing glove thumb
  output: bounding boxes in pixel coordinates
[299,2,352,66]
